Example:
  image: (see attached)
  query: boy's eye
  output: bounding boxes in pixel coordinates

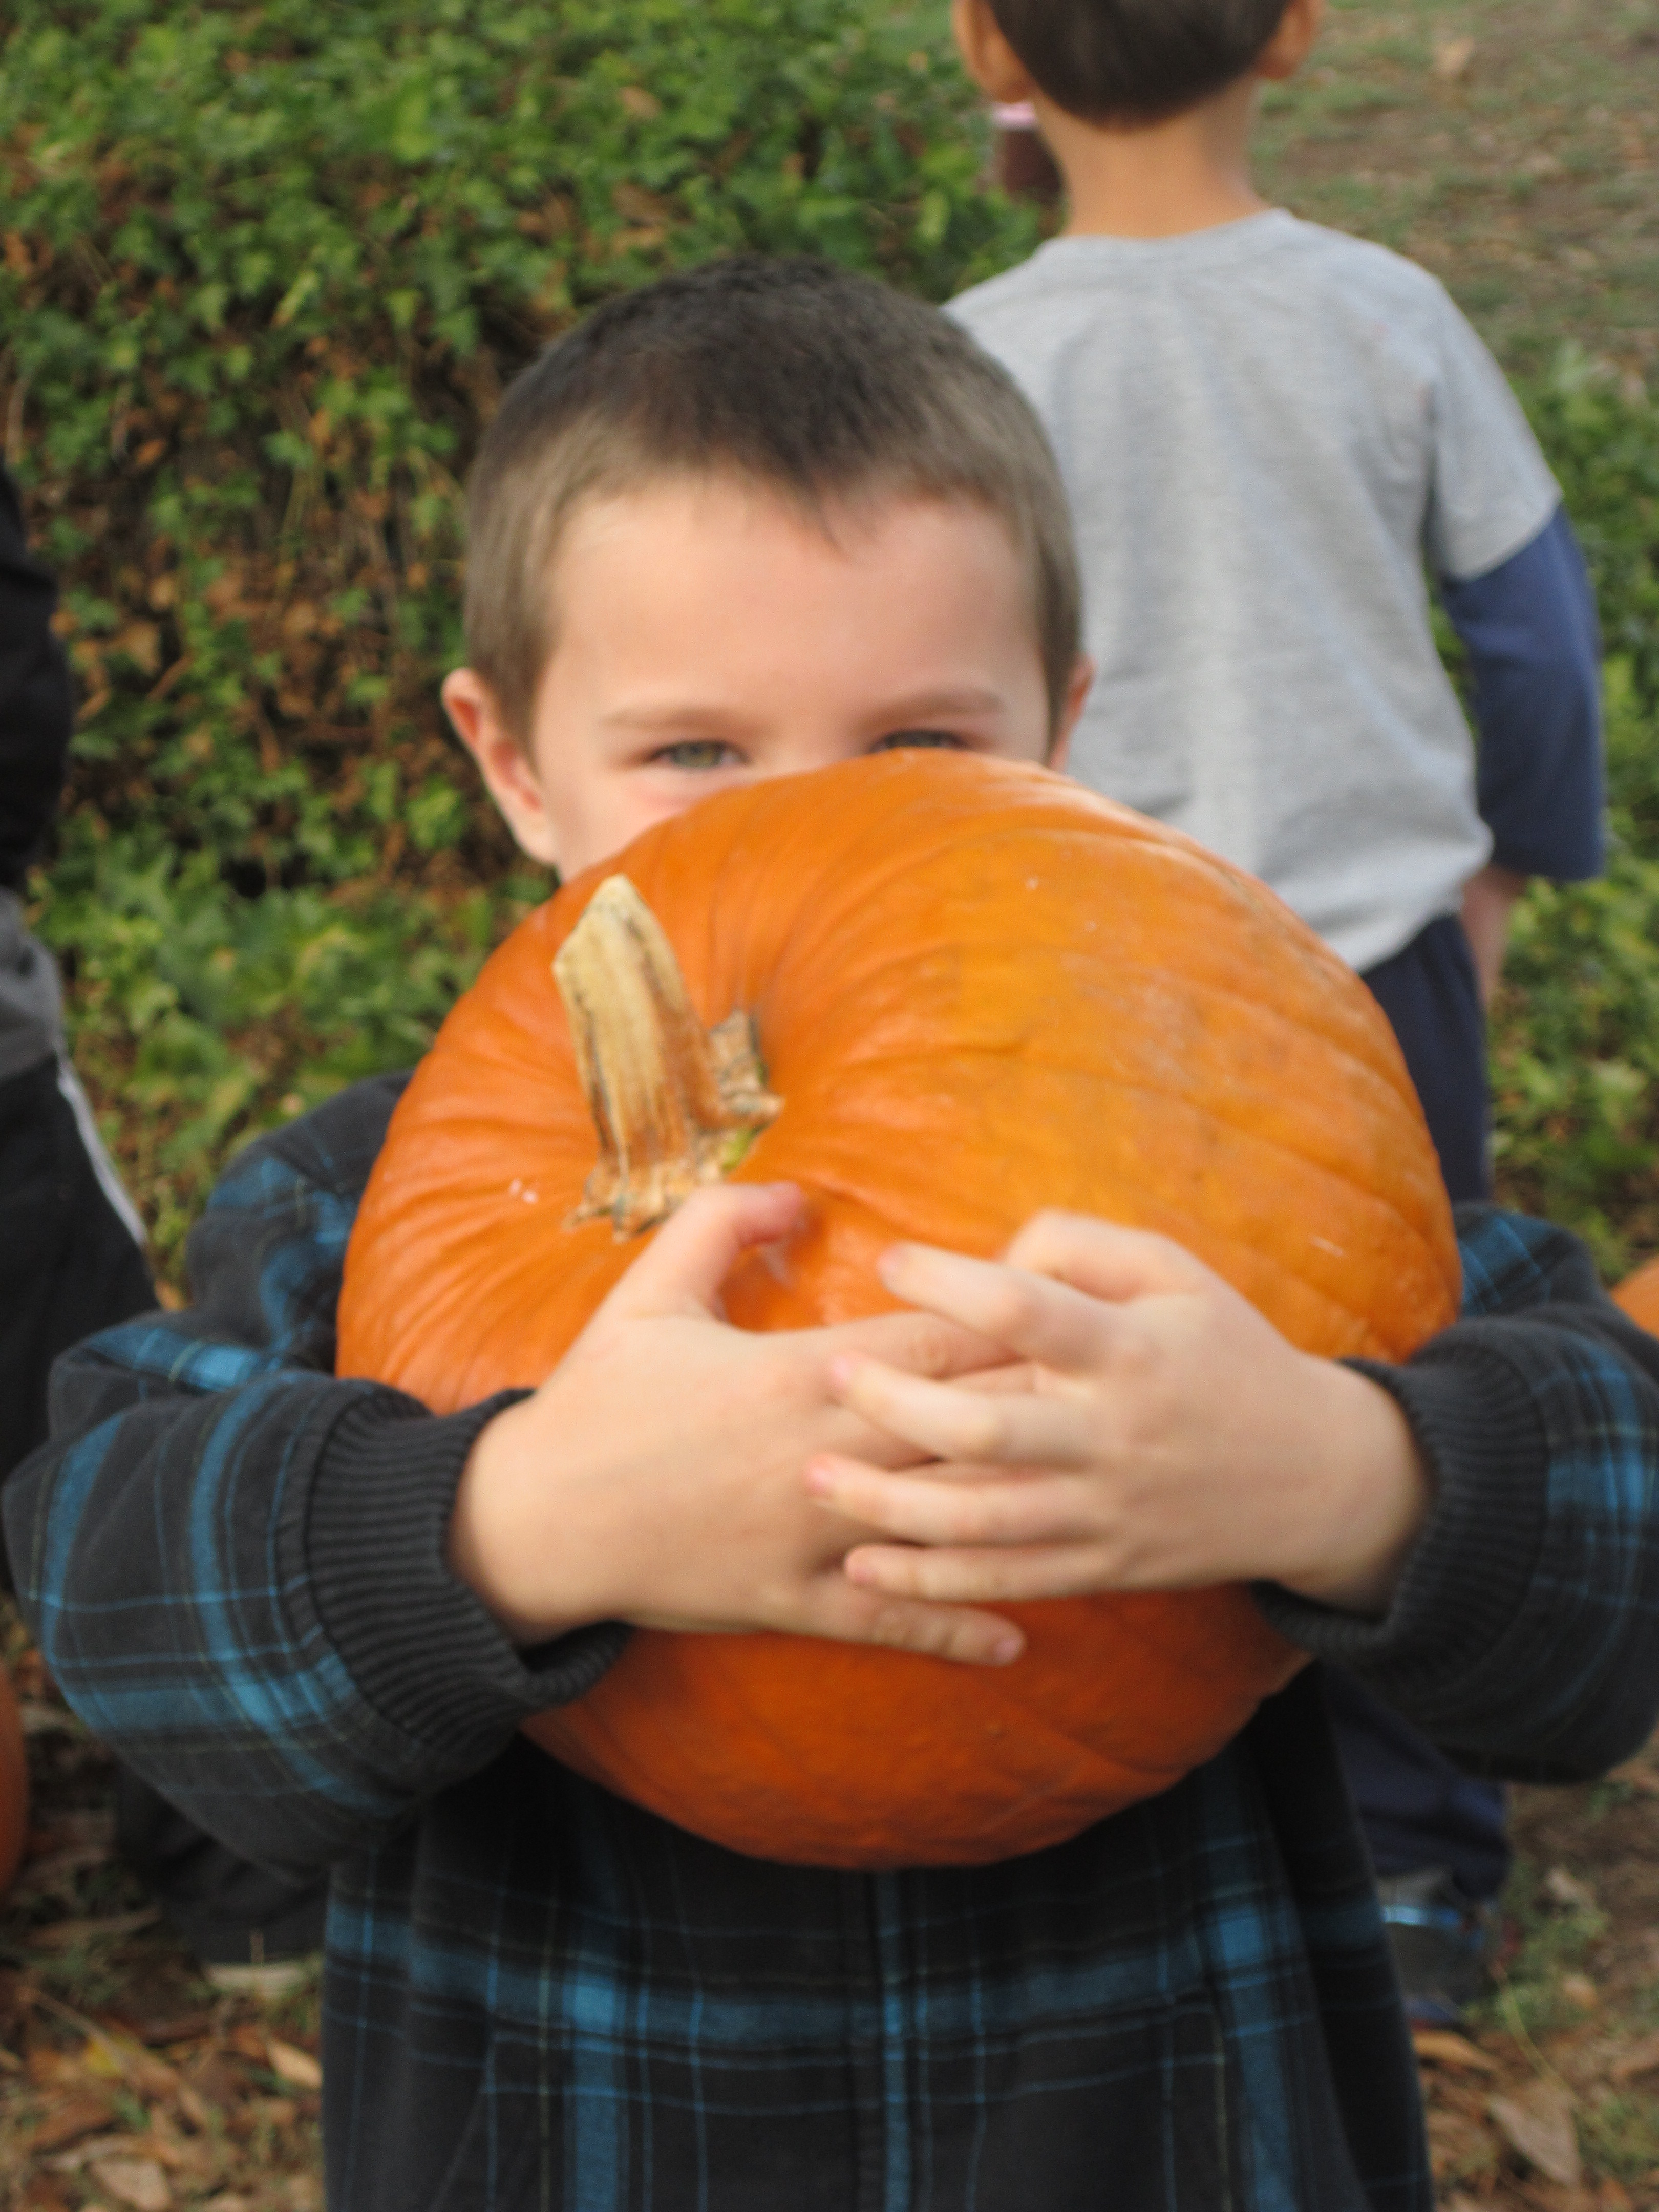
[649,740,745,770]
[871,729,966,753]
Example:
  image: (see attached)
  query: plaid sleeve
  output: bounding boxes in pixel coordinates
[1258,1205,1659,1782]
[4,1076,626,1880]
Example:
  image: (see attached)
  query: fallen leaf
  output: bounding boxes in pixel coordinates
[1426,2102,1498,2184]
[24,2090,121,2152]
[79,2027,180,2098]
[28,2048,88,2088]
[175,2082,213,2132]
[28,1907,160,1950]
[1610,2030,1659,2084]
[1542,1866,1597,1912]
[14,2180,76,2211]
[1414,2028,1499,2074]
[181,2050,245,2109]
[90,2156,173,2211]
[266,2038,322,2091]
[115,2010,214,2049]
[1560,1971,1599,2009]
[18,1699,76,1736]
[1490,2084,1582,2188]
[1432,33,1476,78]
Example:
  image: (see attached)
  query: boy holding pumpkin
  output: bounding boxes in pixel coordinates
[7,261,1657,2212]
[946,0,1607,2015]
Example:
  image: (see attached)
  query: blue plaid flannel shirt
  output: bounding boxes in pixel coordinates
[8,1074,1659,2212]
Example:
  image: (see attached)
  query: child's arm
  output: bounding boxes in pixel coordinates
[5,1090,1018,1881]
[814,1206,1659,1783]
[1459,862,1528,1004]
[1442,507,1604,1000]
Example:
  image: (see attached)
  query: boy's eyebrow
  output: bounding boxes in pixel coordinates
[601,685,1009,735]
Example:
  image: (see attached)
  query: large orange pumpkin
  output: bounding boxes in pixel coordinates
[338,752,1459,1867]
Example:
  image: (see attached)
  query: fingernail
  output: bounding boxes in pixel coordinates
[804,1461,835,1497]
[827,1354,859,1391]
[990,1632,1024,1665]
[876,1245,915,1288]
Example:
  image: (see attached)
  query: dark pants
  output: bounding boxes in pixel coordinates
[1341,913,1509,1901]
[1,1052,327,1960]
[1,1054,154,1501]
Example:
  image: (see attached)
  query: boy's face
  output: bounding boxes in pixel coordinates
[444,477,1088,879]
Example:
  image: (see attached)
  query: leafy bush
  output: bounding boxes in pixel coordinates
[5,0,1024,894]
[2,0,1031,1272]
[1489,361,1659,1275]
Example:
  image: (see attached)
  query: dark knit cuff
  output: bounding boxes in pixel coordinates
[1253,1340,1550,1705]
[307,1386,630,1760]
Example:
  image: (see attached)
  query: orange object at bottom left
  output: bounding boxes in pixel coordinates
[0,1663,28,1897]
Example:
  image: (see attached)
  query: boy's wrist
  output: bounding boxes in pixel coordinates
[1273,1359,1433,1617]
[309,1387,628,1751]
[1257,1338,1551,1689]
[448,1396,614,1647]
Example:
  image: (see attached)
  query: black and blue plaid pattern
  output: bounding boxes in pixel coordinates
[8,1081,1658,2210]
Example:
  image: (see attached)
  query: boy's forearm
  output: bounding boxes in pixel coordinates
[1258,1209,1659,1781]
[5,1076,631,1877]
[6,1366,625,1879]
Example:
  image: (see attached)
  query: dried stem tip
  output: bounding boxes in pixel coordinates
[554,875,781,1238]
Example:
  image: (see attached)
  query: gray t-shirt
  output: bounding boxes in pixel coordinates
[950,212,1560,971]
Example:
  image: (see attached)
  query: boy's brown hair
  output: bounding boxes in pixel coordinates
[463,256,1080,738]
[988,0,1291,124]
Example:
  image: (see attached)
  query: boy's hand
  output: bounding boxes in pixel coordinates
[810,1215,1432,1620]
[1461,862,1529,1005]
[448,1183,1025,1666]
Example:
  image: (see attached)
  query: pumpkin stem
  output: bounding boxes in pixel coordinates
[554,875,781,1238]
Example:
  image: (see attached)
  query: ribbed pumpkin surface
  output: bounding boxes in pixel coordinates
[338,751,1459,1866]
[1613,1258,1659,1336]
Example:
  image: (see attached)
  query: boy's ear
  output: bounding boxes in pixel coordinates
[442,667,561,868]
[1254,0,1325,84]
[951,0,1036,104]
[1046,655,1094,774]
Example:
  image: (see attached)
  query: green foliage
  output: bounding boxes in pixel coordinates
[3,0,1033,1273]
[1489,362,1659,1275]
[4,0,1027,886]
[44,834,546,1263]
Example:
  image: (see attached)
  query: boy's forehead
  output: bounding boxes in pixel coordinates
[550,473,1033,614]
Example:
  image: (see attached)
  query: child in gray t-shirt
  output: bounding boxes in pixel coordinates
[948,0,1605,2022]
